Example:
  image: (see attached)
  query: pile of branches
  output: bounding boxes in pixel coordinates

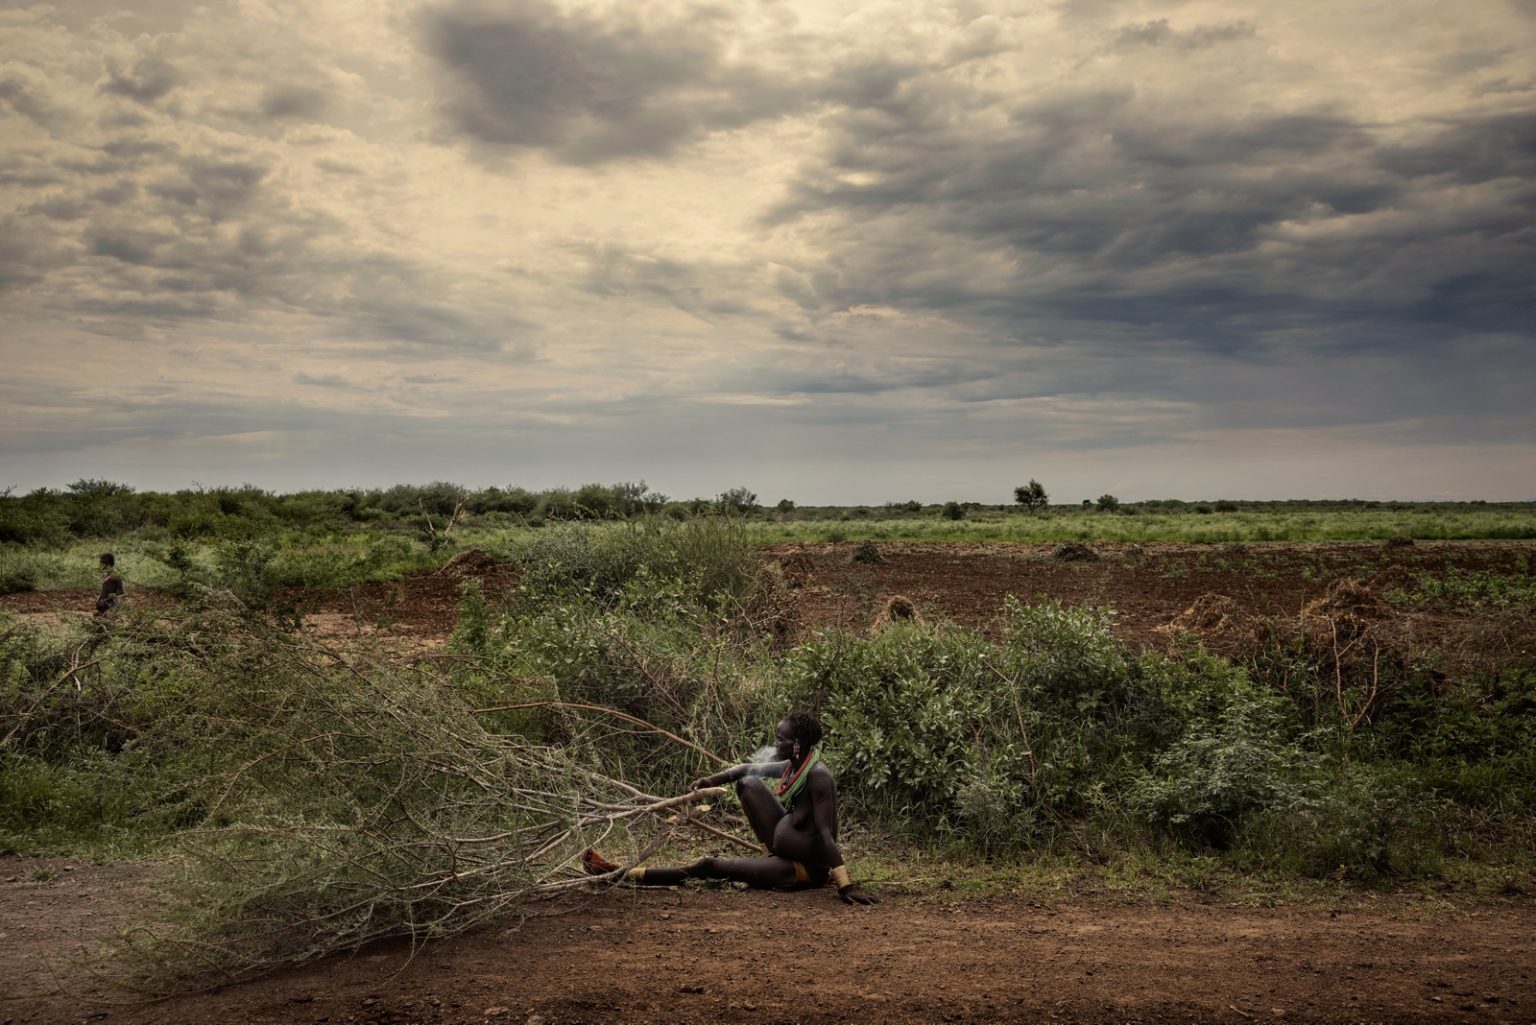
[1,598,730,991]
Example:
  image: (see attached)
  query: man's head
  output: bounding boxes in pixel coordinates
[774,710,823,762]
[99,552,115,569]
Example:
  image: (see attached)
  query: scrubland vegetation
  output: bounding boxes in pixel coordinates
[1,480,1533,596]
[1,483,1534,986]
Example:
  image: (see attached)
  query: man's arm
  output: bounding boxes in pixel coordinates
[689,760,788,790]
[808,770,877,905]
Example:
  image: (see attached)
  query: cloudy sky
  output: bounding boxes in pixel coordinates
[2,0,1533,503]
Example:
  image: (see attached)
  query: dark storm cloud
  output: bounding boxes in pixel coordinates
[1376,111,1536,183]
[66,194,520,349]
[426,2,810,163]
[88,226,165,265]
[98,138,180,162]
[0,158,65,189]
[770,75,1536,352]
[98,55,181,104]
[28,195,88,221]
[313,158,364,176]
[1056,0,1137,22]
[87,180,141,206]
[1436,47,1513,76]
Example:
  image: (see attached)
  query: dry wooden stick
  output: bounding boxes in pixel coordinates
[682,815,761,853]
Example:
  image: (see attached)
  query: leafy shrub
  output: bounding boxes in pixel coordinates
[1240,763,1457,881]
[1129,685,1307,848]
[211,539,279,609]
[716,487,759,515]
[784,624,996,828]
[0,552,38,594]
[467,584,774,789]
[513,518,759,612]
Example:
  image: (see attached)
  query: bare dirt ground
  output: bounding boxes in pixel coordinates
[3,857,1532,1025]
[3,541,1534,1025]
[762,540,1535,657]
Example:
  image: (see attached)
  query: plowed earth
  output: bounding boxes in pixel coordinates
[3,541,1534,1025]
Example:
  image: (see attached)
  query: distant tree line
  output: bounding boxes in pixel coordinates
[1,478,1521,546]
[0,479,766,545]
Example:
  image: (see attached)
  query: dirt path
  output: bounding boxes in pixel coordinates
[2,860,1532,1025]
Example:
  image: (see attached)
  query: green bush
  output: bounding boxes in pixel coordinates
[513,518,759,612]
[0,551,39,594]
[1129,685,1307,848]
[784,623,997,828]
[1239,763,1456,881]
[779,601,1245,850]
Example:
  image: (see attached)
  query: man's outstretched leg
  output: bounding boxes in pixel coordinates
[582,849,799,889]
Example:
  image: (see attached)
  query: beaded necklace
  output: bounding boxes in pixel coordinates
[776,749,820,808]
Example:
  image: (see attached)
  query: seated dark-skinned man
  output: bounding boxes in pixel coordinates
[583,710,877,905]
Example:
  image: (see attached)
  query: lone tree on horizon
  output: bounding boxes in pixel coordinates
[1014,479,1049,513]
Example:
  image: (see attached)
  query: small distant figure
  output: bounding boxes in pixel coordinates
[95,552,124,617]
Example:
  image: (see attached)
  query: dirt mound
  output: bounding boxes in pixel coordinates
[850,540,885,564]
[745,562,805,646]
[1157,593,1259,654]
[776,551,816,588]
[871,594,922,630]
[437,548,495,576]
[1295,578,1414,726]
[1365,564,1414,594]
[1301,577,1391,624]
[1384,535,1416,550]
[1051,542,1100,562]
